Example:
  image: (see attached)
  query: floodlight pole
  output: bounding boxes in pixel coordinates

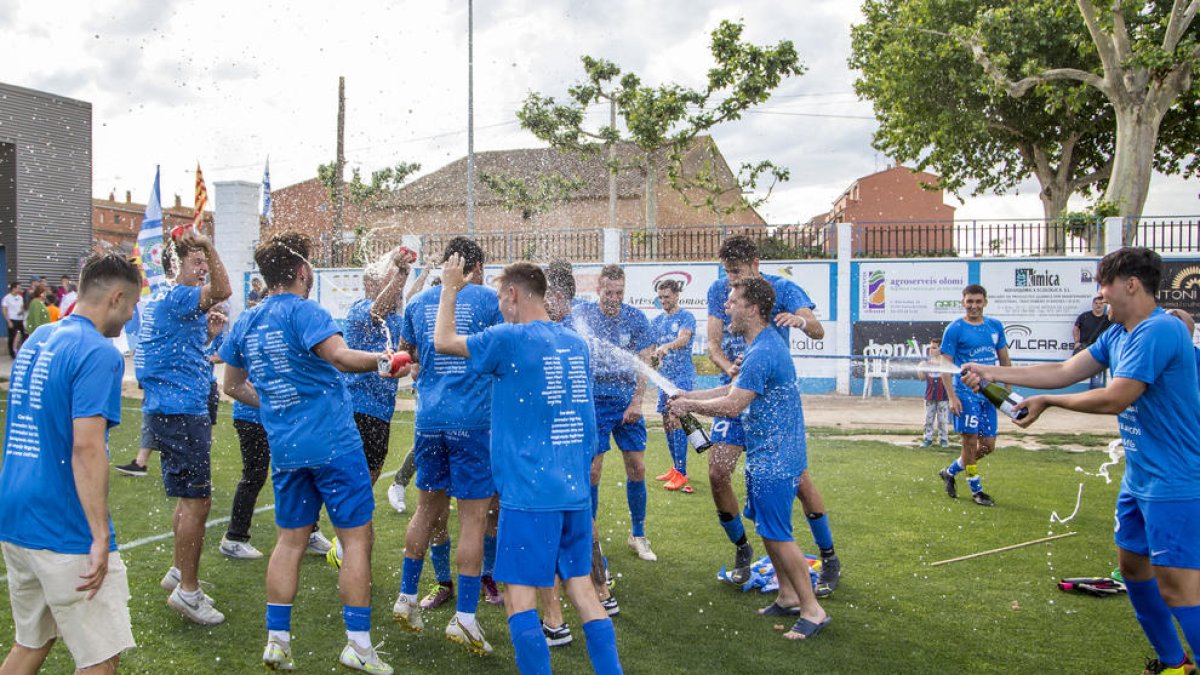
[466,0,476,237]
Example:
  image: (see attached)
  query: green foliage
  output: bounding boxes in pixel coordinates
[478,171,585,220]
[517,20,804,220]
[756,235,830,260]
[317,160,422,207]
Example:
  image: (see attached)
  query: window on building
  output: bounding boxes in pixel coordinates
[114,214,121,225]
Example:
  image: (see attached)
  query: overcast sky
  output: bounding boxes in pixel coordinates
[3,0,1196,224]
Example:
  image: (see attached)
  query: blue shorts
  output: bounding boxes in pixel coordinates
[710,416,746,447]
[1114,489,1200,569]
[145,413,212,498]
[655,374,694,414]
[595,397,646,454]
[493,508,593,587]
[953,396,997,438]
[744,472,800,542]
[414,428,495,500]
[272,451,375,530]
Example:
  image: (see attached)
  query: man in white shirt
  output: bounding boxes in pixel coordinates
[4,283,27,357]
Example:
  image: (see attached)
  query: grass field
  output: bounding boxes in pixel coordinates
[0,399,1154,674]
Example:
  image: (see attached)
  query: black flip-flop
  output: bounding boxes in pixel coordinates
[785,615,831,640]
[757,602,802,616]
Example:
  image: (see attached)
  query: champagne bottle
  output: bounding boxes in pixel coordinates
[679,413,713,453]
[980,381,1028,420]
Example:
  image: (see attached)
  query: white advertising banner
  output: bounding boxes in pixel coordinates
[980,260,1101,361]
[856,262,969,322]
[316,269,366,321]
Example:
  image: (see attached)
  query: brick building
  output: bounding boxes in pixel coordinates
[92,191,214,255]
[260,177,366,266]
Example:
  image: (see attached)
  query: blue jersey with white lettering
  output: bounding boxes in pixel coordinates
[941,317,1007,402]
[401,284,503,431]
[136,283,208,415]
[572,300,652,399]
[707,274,814,384]
[733,328,805,478]
[0,316,123,554]
[650,309,696,385]
[1089,308,1200,501]
[342,297,405,421]
[467,321,596,511]
[218,294,362,470]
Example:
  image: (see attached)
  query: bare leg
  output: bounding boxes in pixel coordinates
[0,639,53,675]
[335,523,374,607]
[708,443,743,515]
[173,496,212,592]
[537,581,565,627]
[265,526,310,605]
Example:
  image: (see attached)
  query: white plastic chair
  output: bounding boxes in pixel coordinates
[861,344,891,400]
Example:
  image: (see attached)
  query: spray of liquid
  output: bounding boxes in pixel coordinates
[570,316,680,396]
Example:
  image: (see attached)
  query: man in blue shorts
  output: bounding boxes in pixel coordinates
[434,255,623,674]
[705,235,841,595]
[134,231,231,624]
[392,236,503,656]
[937,284,1011,507]
[221,232,406,673]
[343,248,411,484]
[574,264,657,562]
[0,253,141,673]
[962,248,1200,675]
[672,276,831,641]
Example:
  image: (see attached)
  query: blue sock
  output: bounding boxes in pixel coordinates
[591,483,600,520]
[967,475,983,494]
[508,609,551,675]
[669,429,688,474]
[946,457,965,477]
[483,534,497,578]
[457,574,481,614]
[401,556,424,596]
[265,603,292,631]
[806,513,834,553]
[627,480,647,537]
[582,618,623,674]
[342,605,371,632]
[431,539,452,584]
[718,511,746,546]
[1170,604,1200,665]
[1126,577,1186,666]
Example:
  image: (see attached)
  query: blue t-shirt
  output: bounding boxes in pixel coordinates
[940,316,1007,401]
[342,297,405,421]
[136,283,208,415]
[572,300,652,399]
[401,284,503,431]
[0,316,123,554]
[467,321,596,512]
[1088,308,1200,501]
[733,328,806,478]
[650,309,696,385]
[708,274,814,384]
[205,332,223,384]
[218,294,362,470]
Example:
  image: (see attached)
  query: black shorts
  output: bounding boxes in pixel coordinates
[354,412,392,473]
[207,381,220,426]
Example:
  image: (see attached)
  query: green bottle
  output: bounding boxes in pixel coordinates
[679,413,713,453]
[981,381,1029,420]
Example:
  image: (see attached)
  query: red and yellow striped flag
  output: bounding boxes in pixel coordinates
[192,162,208,231]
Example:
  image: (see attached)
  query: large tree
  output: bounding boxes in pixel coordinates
[517,20,802,248]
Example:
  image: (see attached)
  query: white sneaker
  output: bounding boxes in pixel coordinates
[339,642,393,674]
[392,594,423,632]
[387,483,406,513]
[627,535,658,562]
[306,530,334,556]
[160,567,216,604]
[167,586,225,625]
[262,638,295,671]
[445,615,493,655]
[220,537,264,560]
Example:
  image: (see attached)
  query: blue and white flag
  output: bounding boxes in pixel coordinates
[125,167,166,353]
[261,158,273,224]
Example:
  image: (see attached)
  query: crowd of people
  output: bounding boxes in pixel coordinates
[4,276,77,358]
[1,234,1198,675]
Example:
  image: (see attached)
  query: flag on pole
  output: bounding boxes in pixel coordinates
[192,162,208,232]
[261,158,273,224]
[125,166,167,352]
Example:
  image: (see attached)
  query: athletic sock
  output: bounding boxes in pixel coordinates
[431,539,453,584]
[457,574,481,615]
[482,534,497,578]
[343,605,372,649]
[946,457,965,477]
[266,602,292,636]
[591,483,600,520]
[1169,604,1200,664]
[806,512,834,553]
[669,429,688,474]
[1126,577,1187,666]
[508,609,551,675]
[400,556,424,596]
[582,618,623,674]
[965,464,982,494]
[718,510,747,547]
[627,480,647,537]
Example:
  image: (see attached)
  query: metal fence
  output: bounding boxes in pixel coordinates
[847,218,1103,258]
[1125,216,1200,253]
[620,224,834,262]
[328,227,606,267]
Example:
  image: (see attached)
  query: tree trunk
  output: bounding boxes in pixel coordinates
[1038,182,1071,255]
[1104,103,1166,228]
[644,164,658,259]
